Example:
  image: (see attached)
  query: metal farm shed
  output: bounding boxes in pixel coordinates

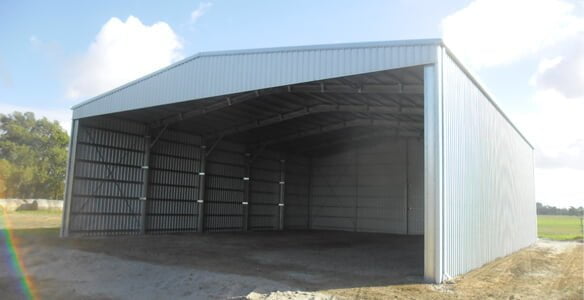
[61,39,536,283]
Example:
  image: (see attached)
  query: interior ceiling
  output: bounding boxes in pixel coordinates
[107,66,425,155]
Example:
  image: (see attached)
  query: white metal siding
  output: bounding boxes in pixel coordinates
[310,139,424,234]
[423,61,443,282]
[72,40,438,119]
[441,51,537,279]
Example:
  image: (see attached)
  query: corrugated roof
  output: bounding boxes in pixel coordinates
[71,39,442,119]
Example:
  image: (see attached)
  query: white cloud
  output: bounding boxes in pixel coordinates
[517,89,584,168]
[0,103,71,134]
[442,0,584,68]
[535,168,584,208]
[444,0,584,208]
[515,70,584,208]
[531,36,584,99]
[190,2,212,24]
[66,16,183,100]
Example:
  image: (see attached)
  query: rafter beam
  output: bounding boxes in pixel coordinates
[289,83,423,95]
[150,124,168,148]
[259,118,422,146]
[293,128,422,154]
[150,90,262,128]
[205,104,423,139]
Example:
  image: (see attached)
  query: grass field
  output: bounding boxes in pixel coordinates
[2,211,583,241]
[0,210,62,230]
[538,215,584,241]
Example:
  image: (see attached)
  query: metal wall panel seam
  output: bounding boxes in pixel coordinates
[439,45,447,282]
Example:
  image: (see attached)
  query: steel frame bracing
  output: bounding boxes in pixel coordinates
[259,119,422,147]
[204,104,423,140]
[69,126,143,233]
[62,62,427,239]
[63,65,425,237]
[151,91,262,128]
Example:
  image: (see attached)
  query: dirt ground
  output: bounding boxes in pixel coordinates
[0,213,583,299]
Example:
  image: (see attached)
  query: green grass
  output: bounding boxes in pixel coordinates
[5,210,63,215]
[538,215,583,241]
[0,209,63,230]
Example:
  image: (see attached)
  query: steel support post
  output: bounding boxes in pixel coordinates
[278,159,286,230]
[424,58,444,283]
[60,119,79,238]
[354,148,358,232]
[140,135,151,234]
[405,138,410,235]
[197,145,207,233]
[307,157,313,230]
[242,153,251,231]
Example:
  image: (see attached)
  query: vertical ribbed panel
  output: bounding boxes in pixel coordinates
[204,140,246,232]
[441,52,536,279]
[248,151,281,231]
[407,138,424,234]
[311,150,357,231]
[309,139,424,233]
[357,140,407,233]
[148,131,201,233]
[69,118,147,236]
[67,117,427,236]
[284,154,311,229]
[73,41,439,118]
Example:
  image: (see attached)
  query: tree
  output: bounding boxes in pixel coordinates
[536,202,584,216]
[0,112,69,199]
[0,159,10,198]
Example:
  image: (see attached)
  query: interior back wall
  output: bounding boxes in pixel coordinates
[309,138,424,234]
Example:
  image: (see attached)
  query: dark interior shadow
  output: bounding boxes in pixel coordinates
[4,228,427,291]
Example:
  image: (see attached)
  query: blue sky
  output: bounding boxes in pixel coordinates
[0,0,583,207]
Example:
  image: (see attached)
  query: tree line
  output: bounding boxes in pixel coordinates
[537,202,583,216]
[0,112,69,199]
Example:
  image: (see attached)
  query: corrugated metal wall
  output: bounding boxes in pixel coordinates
[284,155,311,229]
[73,41,438,119]
[148,130,201,233]
[441,50,537,279]
[310,139,424,234]
[65,117,418,236]
[65,117,312,235]
[248,152,281,230]
[69,118,147,235]
[204,141,246,232]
